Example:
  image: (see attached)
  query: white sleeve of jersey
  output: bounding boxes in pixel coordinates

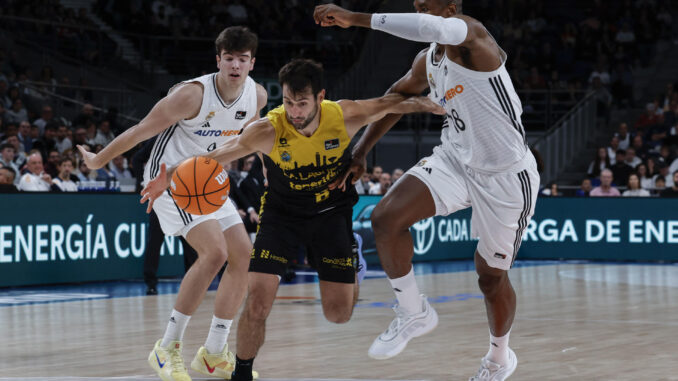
[371,13,468,46]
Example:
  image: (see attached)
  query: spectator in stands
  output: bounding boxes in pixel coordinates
[669,157,678,176]
[17,152,58,191]
[369,172,391,195]
[607,136,619,165]
[587,147,611,178]
[52,157,78,192]
[3,135,26,168]
[33,105,54,136]
[575,178,592,197]
[43,149,61,178]
[540,183,562,197]
[0,143,19,181]
[392,168,404,184]
[653,160,674,188]
[17,120,32,153]
[32,124,57,156]
[590,169,621,197]
[635,102,663,131]
[636,163,654,190]
[622,173,650,197]
[663,99,678,127]
[0,166,18,193]
[611,149,633,186]
[589,62,610,86]
[93,119,115,146]
[76,159,94,182]
[660,171,678,198]
[55,124,72,153]
[624,147,642,168]
[73,103,95,127]
[631,134,649,161]
[5,99,28,125]
[354,171,371,195]
[72,127,90,147]
[370,165,383,184]
[615,122,631,150]
[109,154,133,179]
[658,144,674,166]
[227,0,249,24]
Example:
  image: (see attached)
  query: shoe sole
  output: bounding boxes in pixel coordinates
[368,306,439,360]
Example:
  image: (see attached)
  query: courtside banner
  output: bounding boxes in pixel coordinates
[353,196,678,264]
[0,193,186,287]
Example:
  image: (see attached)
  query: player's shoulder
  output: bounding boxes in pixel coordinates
[453,15,489,41]
[254,82,268,107]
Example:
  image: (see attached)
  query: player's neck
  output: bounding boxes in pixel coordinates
[214,73,246,105]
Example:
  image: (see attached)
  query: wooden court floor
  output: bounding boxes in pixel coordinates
[1,262,678,381]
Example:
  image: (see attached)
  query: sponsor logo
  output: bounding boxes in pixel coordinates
[321,256,354,267]
[215,324,227,329]
[422,167,432,174]
[194,130,239,137]
[205,111,216,121]
[494,253,507,259]
[438,84,465,106]
[279,137,289,147]
[203,358,216,373]
[201,121,211,128]
[215,170,228,186]
[155,351,166,368]
[324,138,340,150]
[281,151,291,162]
[169,316,176,323]
[411,218,435,255]
[235,110,247,120]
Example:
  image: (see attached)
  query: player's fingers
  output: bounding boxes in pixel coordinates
[159,163,166,177]
[140,191,149,204]
[146,198,154,214]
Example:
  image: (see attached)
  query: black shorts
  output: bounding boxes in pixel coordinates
[250,206,356,283]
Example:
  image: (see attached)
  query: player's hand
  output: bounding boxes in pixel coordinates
[314,4,354,28]
[248,209,260,224]
[140,163,171,214]
[77,144,103,169]
[329,152,367,192]
[404,96,446,115]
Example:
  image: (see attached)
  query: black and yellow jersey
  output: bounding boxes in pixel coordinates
[262,100,358,216]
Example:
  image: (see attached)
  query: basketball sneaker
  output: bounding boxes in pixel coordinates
[367,294,438,359]
[469,348,518,381]
[353,232,367,284]
[190,345,259,379]
[148,339,191,381]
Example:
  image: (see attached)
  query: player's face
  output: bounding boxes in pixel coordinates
[413,0,455,17]
[216,50,255,85]
[282,85,325,130]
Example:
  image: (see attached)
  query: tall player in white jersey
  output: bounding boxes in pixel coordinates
[315,2,539,380]
[78,27,267,381]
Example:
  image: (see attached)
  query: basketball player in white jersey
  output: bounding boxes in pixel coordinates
[78,26,266,381]
[315,2,540,380]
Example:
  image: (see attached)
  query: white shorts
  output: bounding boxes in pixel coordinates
[153,190,243,237]
[406,147,539,270]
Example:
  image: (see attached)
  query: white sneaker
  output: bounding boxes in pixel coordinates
[469,348,518,381]
[368,295,438,359]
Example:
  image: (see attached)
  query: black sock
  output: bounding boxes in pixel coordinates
[231,356,254,380]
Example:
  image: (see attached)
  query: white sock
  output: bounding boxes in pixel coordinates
[204,316,233,354]
[160,309,191,347]
[487,329,511,365]
[388,266,423,314]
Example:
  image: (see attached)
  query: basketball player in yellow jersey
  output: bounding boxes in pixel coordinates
[141,58,444,380]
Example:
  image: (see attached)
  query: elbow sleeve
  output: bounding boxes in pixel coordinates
[371,13,468,46]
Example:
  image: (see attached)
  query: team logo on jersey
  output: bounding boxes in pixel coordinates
[278,138,289,147]
[428,73,436,89]
[416,159,427,167]
[201,121,211,128]
[280,151,291,162]
[205,111,216,121]
[324,138,340,150]
[235,111,247,120]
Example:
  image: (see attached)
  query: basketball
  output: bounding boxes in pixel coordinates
[170,156,230,215]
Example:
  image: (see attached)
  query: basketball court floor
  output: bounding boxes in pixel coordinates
[1,260,677,381]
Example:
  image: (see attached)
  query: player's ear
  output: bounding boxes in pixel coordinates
[216,54,221,70]
[317,89,326,103]
[250,57,256,69]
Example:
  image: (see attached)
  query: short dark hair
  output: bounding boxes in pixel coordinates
[436,0,462,12]
[278,59,324,96]
[0,143,14,152]
[0,166,16,178]
[59,157,74,167]
[215,26,258,57]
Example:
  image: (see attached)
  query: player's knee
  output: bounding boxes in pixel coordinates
[245,294,273,322]
[477,272,506,299]
[322,305,352,324]
[371,203,398,234]
[201,247,228,268]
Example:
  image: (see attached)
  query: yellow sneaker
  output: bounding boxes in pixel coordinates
[190,345,259,379]
[148,339,192,381]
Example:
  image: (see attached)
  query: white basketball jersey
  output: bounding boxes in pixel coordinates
[144,73,258,182]
[426,43,528,172]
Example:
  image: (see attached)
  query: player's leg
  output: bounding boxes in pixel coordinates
[468,156,539,381]
[368,151,469,360]
[230,272,280,381]
[191,216,252,379]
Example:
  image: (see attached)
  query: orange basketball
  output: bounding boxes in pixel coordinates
[170,156,230,215]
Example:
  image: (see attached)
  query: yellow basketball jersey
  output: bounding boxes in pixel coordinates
[262,100,358,215]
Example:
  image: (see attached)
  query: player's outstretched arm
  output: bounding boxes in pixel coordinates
[78,83,203,169]
[140,119,275,213]
[314,4,471,46]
